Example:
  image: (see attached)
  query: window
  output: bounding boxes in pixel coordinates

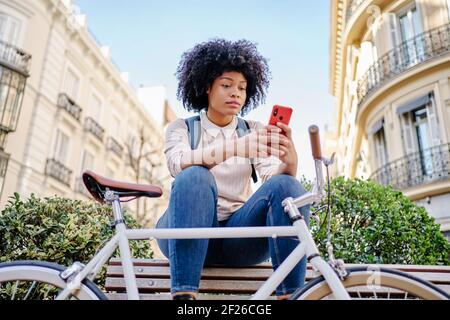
[399,93,442,179]
[373,127,388,168]
[398,5,423,64]
[64,69,80,101]
[413,108,431,154]
[111,114,121,139]
[0,13,21,45]
[89,93,102,122]
[80,150,94,172]
[53,129,70,165]
[399,6,422,42]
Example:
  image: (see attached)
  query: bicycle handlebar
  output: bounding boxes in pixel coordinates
[308,125,322,160]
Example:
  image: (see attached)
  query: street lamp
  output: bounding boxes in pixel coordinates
[0,39,31,195]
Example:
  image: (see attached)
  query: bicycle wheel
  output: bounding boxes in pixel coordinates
[291,266,449,300]
[0,260,107,300]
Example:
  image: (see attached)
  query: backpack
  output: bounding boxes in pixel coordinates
[184,115,258,183]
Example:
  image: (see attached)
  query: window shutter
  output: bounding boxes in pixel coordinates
[400,113,416,155]
[8,19,20,45]
[374,13,399,58]
[358,41,375,79]
[58,133,69,165]
[373,128,388,167]
[81,151,94,172]
[426,94,442,146]
[0,15,6,40]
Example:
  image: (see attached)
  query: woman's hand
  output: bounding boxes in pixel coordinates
[265,122,298,176]
[235,126,283,159]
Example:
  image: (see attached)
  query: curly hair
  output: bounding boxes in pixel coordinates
[175,38,271,116]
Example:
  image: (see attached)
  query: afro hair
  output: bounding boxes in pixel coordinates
[175,38,271,116]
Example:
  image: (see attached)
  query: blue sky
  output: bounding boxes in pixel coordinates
[75,0,335,180]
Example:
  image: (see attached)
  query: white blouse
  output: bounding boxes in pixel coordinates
[164,111,283,221]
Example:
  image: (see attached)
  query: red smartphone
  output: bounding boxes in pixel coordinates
[268,105,293,134]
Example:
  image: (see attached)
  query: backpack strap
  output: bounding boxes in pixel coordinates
[236,118,258,184]
[184,115,202,150]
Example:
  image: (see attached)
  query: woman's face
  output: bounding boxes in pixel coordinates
[206,71,247,117]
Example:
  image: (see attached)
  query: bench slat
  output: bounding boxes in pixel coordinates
[106,293,276,300]
[108,258,273,269]
[106,277,265,293]
[106,284,450,300]
[106,266,450,285]
[108,259,450,273]
[106,265,317,281]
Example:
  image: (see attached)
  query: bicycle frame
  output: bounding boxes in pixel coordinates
[57,159,350,300]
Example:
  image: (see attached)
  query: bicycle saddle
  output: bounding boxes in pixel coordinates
[82,170,163,204]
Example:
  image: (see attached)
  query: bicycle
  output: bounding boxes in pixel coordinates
[0,126,448,300]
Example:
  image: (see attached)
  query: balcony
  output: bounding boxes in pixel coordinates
[84,117,104,142]
[370,144,450,190]
[45,159,72,187]
[0,39,31,77]
[57,93,82,122]
[357,23,450,106]
[345,0,366,23]
[106,136,123,158]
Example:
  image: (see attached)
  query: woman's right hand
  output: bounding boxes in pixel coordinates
[235,125,285,159]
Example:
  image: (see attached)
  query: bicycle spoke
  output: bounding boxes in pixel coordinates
[11,281,19,300]
[23,281,37,300]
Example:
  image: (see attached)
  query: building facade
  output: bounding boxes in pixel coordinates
[0,0,172,227]
[329,0,450,236]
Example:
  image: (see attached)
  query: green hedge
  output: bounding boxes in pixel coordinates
[310,177,449,265]
[0,193,152,289]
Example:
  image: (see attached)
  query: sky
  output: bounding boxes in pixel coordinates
[74,0,335,181]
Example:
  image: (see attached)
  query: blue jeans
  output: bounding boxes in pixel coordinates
[156,166,310,296]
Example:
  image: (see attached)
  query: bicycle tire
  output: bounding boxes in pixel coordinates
[0,260,107,300]
[291,266,450,300]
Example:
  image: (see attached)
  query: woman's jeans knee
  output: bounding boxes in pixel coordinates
[156,166,219,294]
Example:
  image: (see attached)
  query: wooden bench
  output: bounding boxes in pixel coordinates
[105,258,450,300]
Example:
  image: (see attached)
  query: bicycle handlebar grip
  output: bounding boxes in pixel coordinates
[309,125,322,160]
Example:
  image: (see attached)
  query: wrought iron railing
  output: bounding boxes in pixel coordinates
[106,136,123,158]
[0,39,31,76]
[57,93,82,121]
[345,0,367,23]
[370,143,450,190]
[45,158,72,186]
[357,23,450,105]
[84,117,104,142]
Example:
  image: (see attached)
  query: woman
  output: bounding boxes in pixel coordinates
[156,39,310,300]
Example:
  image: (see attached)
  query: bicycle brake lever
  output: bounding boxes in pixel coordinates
[311,213,320,225]
[322,152,336,167]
